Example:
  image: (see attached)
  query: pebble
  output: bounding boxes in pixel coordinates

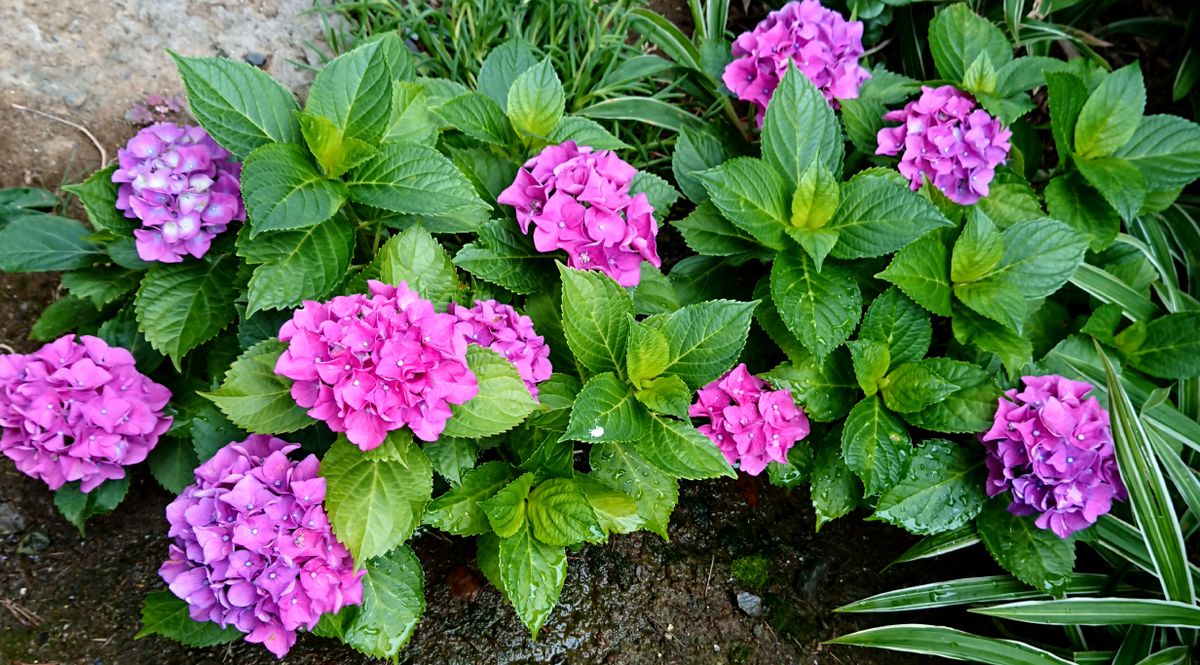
[0,501,26,535]
[17,527,50,555]
[736,591,763,617]
[244,52,268,68]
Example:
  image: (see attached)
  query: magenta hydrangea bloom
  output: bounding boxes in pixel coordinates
[159,435,364,659]
[0,335,171,492]
[113,122,245,263]
[875,85,1013,205]
[497,141,660,287]
[981,375,1127,539]
[275,280,478,450]
[722,0,869,125]
[448,300,552,399]
[689,364,811,476]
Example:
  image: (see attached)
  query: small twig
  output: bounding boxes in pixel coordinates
[10,103,107,168]
[1,598,44,627]
[704,555,715,594]
[0,343,15,354]
[863,37,893,58]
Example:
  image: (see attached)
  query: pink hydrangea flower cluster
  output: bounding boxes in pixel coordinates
[448,300,552,399]
[275,280,478,450]
[0,335,171,492]
[497,140,660,287]
[113,122,245,263]
[689,364,811,476]
[160,436,363,659]
[722,0,869,125]
[981,375,1126,539]
[876,85,1013,205]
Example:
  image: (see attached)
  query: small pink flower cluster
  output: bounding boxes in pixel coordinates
[160,436,363,658]
[449,300,552,399]
[981,375,1126,538]
[275,281,478,450]
[498,141,660,287]
[689,364,811,475]
[113,123,244,263]
[722,0,869,125]
[0,335,172,492]
[876,85,1012,205]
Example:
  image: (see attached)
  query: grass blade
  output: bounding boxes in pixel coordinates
[838,574,1119,613]
[888,524,980,566]
[1070,262,1159,322]
[1134,646,1191,665]
[974,598,1200,628]
[826,624,1074,664]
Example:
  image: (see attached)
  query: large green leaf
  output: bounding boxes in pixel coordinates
[305,38,394,143]
[1074,63,1145,160]
[672,128,729,204]
[346,143,486,216]
[338,545,425,658]
[481,473,535,538]
[1117,312,1200,380]
[848,338,890,396]
[828,624,1074,665]
[901,358,999,433]
[527,478,605,546]
[238,216,355,314]
[201,340,311,434]
[990,218,1088,298]
[478,40,537,111]
[1043,172,1119,250]
[671,201,766,260]
[135,254,239,367]
[320,433,432,563]
[841,396,912,497]
[506,59,565,139]
[761,64,843,184]
[658,299,757,388]
[425,462,516,535]
[771,248,862,361]
[1114,114,1200,190]
[638,415,735,480]
[575,475,644,536]
[828,175,953,259]
[147,437,199,494]
[376,224,458,305]
[1075,157,1147,222]
[873,439,985,535]
[880,361,961,414]
[763,351,857,422]
[61,164,132,235]
[812,437,861,530]
[169,52,302,157]
[699,157,791,250]
[546,115,628,151]
[454,219,556,295]
[859,288,931,368]
[877,231,952,316]
[0,214,103,272]
[499,523,567,637]
[559,265,634,375]
[242,143,346,235]
[977,500,1076,596]
[62,268,141,308]
[562,372,651,443]
[53,478,129,534]
[424,436,479,486]
[134,591,241,647]
[589,441,678,539]
[298,112,377,178]
[928,3,1013,83]
[436,92,519,145]
[443,346,539,439]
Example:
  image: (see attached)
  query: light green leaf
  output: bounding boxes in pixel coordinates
[61,164,132,235]
[672,201,766,260]
[297,112,377,178]
[499,523,567,637]
[658,299,758,388]
[929,3,1013,83]
[977,500,1076,596]
[1044,172,1119,250]
[562,372,651,443]
[1118,312,1200,380]
[1114,114,1200,190]
[790,161,840,230]
[200,340,311,434]
[242,143,346,235]
[860,288,931,367]
[305,38,393,143]
[1075,63,1145,160]
[443,346,539,439]
[876,231,952,316]
[558,264,634,375]
[700,157,791,250]
[954,275,1028,332]
[952,209,1004,283]
[546,115,628,150]
[478,40,538,111]
[1076,157,1147,222]
[1046,70,1088,159]
[638,415,735,480]
[762,64,843,184]
[135,591,240,647]
[848,338,890,396]
[631,171,681,215]
[991,218,1089,298]
[377,224,458,305]
[0,214,103,272]
[873,439,985,535]
[135,254,238,367]
[634,375,692,419]
[506,59,565,139]
[386,82,440,144]
[589,441,678,539]
[481,473,535,538]
[425,436,478,486]
[238,216,355,314]
[528,478,605,546]
[626,317,670,385]
[827,175,953,259]
[842,396,912,496]
[339,545,425,658]
[771,248,862,361]
[426,461,516,535]
[575,475,643,536]
[347,142,486,216]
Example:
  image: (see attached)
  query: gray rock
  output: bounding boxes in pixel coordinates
[0,501,25,535]
[243,52,268,68]
[736,591,763,617]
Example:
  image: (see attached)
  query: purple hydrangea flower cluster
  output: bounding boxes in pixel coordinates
[160,435,363,658]
[875,85,1013,205]
[497,140,661,287]
[722,0,870,125]
[113,123,245,263]
[689,364,811,476]
[448,300,552,399]
[274,280,478,450]
[981,375,1127,538]
[0,335,172,492]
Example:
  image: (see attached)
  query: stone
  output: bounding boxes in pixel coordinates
[736,591,763,617]
[0,501,26,535]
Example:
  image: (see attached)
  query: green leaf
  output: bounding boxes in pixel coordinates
[700,157,791,250]
[589,441,678,539]
[952,304,1034,372]
[902,358,999,433]
[630,172,680,216]
[1045,70,1089,159]
[169,52,301,158]
[443,346,539,438]
[30,296,100,342]
[952,210,1004,283]
[189,403,242,463]
[789,161,840,231]
[976,182,1044,229]
[974,598,1200,628]
[827,624,1075,665]
[639,415,735,480]
[658,299,757,389]
[635,375,692,419]
[321,433,432,563]
[877,231,952,316]
[672,201,765,259]
[376,224,457,305]
[962,52,1000,96]
[562,372,651,443]
[1074,63,1146,160]
[546,115,628,151]
[135,254,238,367]
[762,64,843,185]
[481,473,536,538]
[575,475,643,536]
[812,437,861,530]
[1118,312,1200,379]
[347,142,486,216]
[929,3,1013,83]
[558,265,634,375]
[478,40,538,111]
[992,218,1089,298]
[763,351,857,422]
[147,437,199,494]
[53,478,130,533]
[241,143,345,235]
[425,437,478,486]
[305,39,393,143]
[977,500,1076,596]
[61,164,132,235]
[848,338,890,396]
[954,275,1028,332]
[1076,157,1147,222]
[200,339,311,434]
[788,227,841,272]
[454,219,555,295]
[873,439,985,535]
[386,82,440,144]
[859,288,931,367]
[827,175,953,260]
[436,92,518,145]
[626,317,670,385]
[135,591,240,647]
[1114,114,1200,190]
[672,128,729,204]
[426,461,515,535]
[771,248,862,361]
[0,214,102,271]
[61,268,141,308]
[499,523,567,637]
[528,478,605,546]
[632,265,680,316]
[506,59,565,139]
[1044,172,1119,250]
[840,573,1117,613]
[297,112,377,178]
[337,545,425,658]
[842,396,912,496]
[238,215,355,314]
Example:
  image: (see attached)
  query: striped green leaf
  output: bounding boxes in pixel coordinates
[826,624,1074,664]
[974,598,1200,628]
[839,574,1117,613]
[889,525,980,566]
